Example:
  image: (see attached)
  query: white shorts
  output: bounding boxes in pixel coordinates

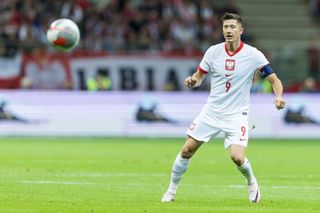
[186,108,249,148]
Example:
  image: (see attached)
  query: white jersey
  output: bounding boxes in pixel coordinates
[199,42,269,117]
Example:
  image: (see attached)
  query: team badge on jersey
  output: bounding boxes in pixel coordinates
[225,59,235,71]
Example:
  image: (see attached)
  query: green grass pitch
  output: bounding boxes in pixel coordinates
[0,137,319,213]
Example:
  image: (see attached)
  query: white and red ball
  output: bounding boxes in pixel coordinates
[47,19,80,52]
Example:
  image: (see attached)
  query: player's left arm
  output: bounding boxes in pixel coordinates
[259,65,286,110]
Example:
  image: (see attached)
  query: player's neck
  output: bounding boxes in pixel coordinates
[225,40,242,54]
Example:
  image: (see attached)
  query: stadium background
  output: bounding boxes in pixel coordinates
[0,0,319,137]
[1,0,320,91]
[0,0,319,212]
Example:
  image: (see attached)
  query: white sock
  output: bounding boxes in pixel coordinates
[167,153,190,194]
[237,157,256,185]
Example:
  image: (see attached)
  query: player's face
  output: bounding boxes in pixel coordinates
[222,19,243,43]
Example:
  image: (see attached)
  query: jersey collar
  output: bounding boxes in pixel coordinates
[224,41,244,57]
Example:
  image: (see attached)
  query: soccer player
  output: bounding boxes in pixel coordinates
[161,13,286,203]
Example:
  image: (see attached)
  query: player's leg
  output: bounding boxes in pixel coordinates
[162,108,220,202]
[230,144,257,185]
[230,144,260,203]
[162,136,203,202]
[224,113,260,203]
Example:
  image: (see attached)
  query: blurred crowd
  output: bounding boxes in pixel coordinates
[309,0,320,21]
[0,0,319,92]
[305,0,320,92]
[0,0,249,55]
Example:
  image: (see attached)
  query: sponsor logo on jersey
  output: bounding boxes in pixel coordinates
[225,59,235,71]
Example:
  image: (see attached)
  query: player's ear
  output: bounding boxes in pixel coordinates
[239,26,244,35]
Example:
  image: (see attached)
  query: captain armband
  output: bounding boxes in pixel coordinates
[259,64,273,78]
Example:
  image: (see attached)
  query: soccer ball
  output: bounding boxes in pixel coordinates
[47,19,80,52]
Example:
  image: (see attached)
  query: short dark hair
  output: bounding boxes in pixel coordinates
[221,13,244,26]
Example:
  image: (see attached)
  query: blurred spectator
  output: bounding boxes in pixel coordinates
[309,0,320,21]
[219,0,240,15]
[86,69,112,91]
[163,69,181,91]
[306,33,320,80]
[0,40,21,89]
[20,43,72,90]
[251,73,272,93]
[61,0,84,24]
[20,76,33,89]
[300,77,319,93]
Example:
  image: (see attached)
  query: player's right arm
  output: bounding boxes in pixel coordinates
[184,68,206,88]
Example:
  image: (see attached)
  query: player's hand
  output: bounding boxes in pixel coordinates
[184,76,197,88]
[274,97,285,110]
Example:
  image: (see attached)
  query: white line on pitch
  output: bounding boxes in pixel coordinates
[16,180,320,190]
[18,180,96,185]
[52,173,320,180]
[188,184,320,190]
[54,173,166,177]
[5,173,319,179]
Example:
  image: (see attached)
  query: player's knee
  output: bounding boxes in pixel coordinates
[230,153,244,166]
[181,146,194,159]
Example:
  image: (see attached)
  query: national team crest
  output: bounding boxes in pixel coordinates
[225,59,235,71]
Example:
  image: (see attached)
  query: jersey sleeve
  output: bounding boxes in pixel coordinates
[253,48,274,78]
[198,46,213,74]
[254,49,269,70]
